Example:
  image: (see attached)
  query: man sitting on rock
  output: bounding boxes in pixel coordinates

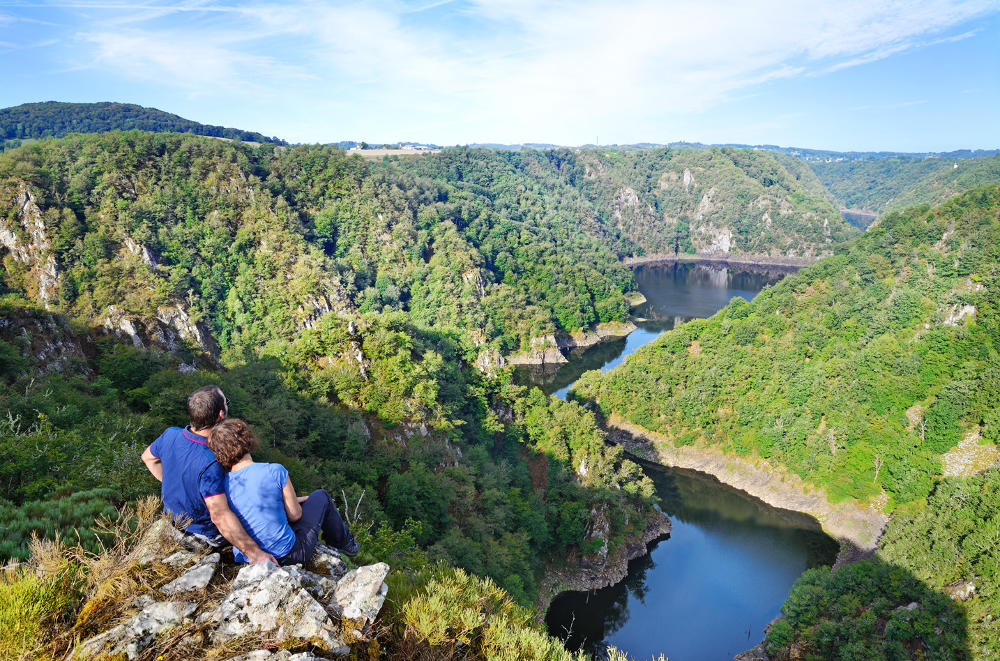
[140,385,277,564]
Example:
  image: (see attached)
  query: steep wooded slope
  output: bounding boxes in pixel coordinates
[0,132,660,610]
[578,186,1000,508]
[767,466,1000,660]
[543,147,852,258]
[0,133,633,358]
[811,154,1000,220]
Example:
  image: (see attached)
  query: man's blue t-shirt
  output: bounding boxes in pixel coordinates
[225,462,296,563]
[149,426,226,540]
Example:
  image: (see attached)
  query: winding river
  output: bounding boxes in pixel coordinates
[520,262,840,660]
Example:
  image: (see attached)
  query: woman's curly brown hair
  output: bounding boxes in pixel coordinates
[208,418,261,470]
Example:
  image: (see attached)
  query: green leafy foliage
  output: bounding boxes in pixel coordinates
[0,133,637,353]
[811,154,1000,219]
[0,101,285,146]
[0,300,656,610]
[398,146,854,260]
[766,562,966,661]
[398,566,588,661]
[770,466,1000,660]
[578,186,1000,507]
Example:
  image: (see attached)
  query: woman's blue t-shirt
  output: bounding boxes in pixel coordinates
[224,462,296,562]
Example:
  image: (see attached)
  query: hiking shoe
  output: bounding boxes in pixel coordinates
[339,530,360,557]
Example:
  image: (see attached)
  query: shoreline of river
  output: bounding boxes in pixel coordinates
[601,416,889,660]
[603,415,888,557]
[623,252,820,269]
[535,507,672,617]
[507,321,638,367]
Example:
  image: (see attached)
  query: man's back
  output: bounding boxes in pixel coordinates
[149,426,226,540]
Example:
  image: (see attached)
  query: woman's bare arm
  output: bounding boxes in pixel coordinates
[282,476,303,522]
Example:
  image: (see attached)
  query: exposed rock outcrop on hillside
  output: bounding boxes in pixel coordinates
[536,506,671,615]
[99,303,221,359]
[0,182,59,304]
[74,519,389,660]
[506,322,637,368]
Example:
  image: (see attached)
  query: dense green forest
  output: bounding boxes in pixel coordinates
[576,186,1000,659]
[766,466,1000,660]
[0,102,285,149]
[0,132,636,356]
[0,297,658,613]
[399,146,853,258]
[4,127,998,659]
[810,154,1000,219]
[0,131,665,605]
[577,186,1000,508]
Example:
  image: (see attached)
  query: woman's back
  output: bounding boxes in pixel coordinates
[225,462,296,562]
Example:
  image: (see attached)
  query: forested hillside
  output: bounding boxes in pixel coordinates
[810,154,1000,220]
[0,130,663,607]
[767,466,1000,660]
[399,147,853,259]
[577,186,1000,509]
[0,133,635,357]
[0,102,285,149]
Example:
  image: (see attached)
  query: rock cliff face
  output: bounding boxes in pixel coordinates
[0,182,59,305]
[506,321,638,368]
[0,306,91,374]
[99,303,220,359]
[584,149,851,259]
[536,507,671,615]
[75,519,390,660]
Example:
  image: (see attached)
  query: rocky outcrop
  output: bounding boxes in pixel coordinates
[474,347,506,376]
[506,335,569,367]
[537,507,671,615]
[556,321,638,350]
[605,417,888,552]
[0,306,91,374]
[78,600,198,660]
[297,286,351,331]
[0,182,59,305]
[507,322,638,367]
[76,519,389,660]
[123,237,159,270]
[98,303,219,358]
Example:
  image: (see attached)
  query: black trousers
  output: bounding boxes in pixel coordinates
[278,489,350,566]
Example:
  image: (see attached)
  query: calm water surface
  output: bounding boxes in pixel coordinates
[526,262,839,660]
[520,263,788,399]
[546,466,838,660]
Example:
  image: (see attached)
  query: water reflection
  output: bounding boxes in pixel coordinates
[546,465,839,660]
[538,261,837,660]
[516,261,788,399]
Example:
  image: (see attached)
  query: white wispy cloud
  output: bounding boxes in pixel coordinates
[15,0,1000,141]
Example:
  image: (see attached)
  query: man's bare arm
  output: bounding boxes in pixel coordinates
[204,495,278,565]
[141,445,163,482]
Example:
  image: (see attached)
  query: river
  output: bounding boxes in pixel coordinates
[520,262,840,660]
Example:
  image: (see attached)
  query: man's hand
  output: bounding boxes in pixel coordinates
[204,494,277,564]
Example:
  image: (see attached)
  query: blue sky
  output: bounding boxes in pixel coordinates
[1,0,998,150]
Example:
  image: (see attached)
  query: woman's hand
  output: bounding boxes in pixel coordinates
[297,495,309,503]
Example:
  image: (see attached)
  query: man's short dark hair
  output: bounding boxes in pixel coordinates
[187,385,227,430]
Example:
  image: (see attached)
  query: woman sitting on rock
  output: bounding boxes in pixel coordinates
[207,418,359,564]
